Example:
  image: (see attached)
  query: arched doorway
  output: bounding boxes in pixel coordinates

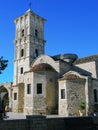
[0,86,9,112]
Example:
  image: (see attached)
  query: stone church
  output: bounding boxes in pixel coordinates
[0,8,98,116]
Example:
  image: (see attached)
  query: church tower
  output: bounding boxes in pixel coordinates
[13,9,46,85]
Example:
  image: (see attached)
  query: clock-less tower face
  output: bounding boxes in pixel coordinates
[13,9,46,85]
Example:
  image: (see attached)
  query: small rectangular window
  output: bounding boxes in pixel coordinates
[37,83,42,94]
[14,93,17,100]
[61,89,65,99]
[20,67,23,74]
[27,84,31,94]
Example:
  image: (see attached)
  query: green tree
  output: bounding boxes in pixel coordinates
[0,56,8,74]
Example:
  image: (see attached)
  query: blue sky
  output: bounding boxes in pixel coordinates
[0,0,98,83]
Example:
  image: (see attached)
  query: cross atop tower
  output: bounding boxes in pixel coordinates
[29,1,32,9]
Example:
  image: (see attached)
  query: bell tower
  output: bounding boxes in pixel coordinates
[13,9,46,85]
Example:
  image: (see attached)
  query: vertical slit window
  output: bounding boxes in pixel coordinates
[35,29,38,37]
[35,49,38,57]
[22,29,24,37]
[14,93,17,100]
[94,89,98,102]
[27,84,31,94]
[61,89,65,99]
[20,67,23,74]
[21,49,24,57]
[34,49,38,58]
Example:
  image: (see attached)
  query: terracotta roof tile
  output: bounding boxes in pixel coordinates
[60,74,85,80]
[30,63,54,72]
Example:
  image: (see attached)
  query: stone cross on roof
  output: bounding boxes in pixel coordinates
[29,1,32,10]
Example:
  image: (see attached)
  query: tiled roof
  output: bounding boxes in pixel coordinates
[60,74,85,80]
[74,54,98,64]
[30,63,55,72]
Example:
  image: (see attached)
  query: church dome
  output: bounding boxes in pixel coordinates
[52,53,78,64]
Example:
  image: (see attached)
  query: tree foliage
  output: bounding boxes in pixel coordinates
[0,57,8,74]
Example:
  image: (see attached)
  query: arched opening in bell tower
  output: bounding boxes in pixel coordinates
[35,29,38,37]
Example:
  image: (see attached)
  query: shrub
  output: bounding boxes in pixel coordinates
[79,101,85,110]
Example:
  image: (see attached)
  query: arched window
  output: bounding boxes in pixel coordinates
[21,29,24,37]
[34,49,38,58]
[94,89,98,102]
[35,29,38,37]
[21,49,24,57]
[35,49,38,57]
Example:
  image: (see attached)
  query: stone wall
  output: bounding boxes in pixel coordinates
[18,83,24,112]
[66,79,86,116]
[92,79,98,112]
[33,70,58,115]
[0,115,98,130]
[46,116,95,130]
[59,80,68,116]
[12,83,24,113]
[33,72,46,114]
[59,77,86,116]
[0,119,29,130]
[24,72,34,114]
[12,86,18,112]
[76,61,97,78]
[24,68,58,115]
[46,71,58,114]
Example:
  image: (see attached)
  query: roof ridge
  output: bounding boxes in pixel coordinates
[74,54,98,64]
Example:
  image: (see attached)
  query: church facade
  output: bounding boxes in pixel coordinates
[0,9,98,116]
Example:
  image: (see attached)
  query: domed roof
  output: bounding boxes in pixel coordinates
[30,63,55,72]
[52,53,78,63]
